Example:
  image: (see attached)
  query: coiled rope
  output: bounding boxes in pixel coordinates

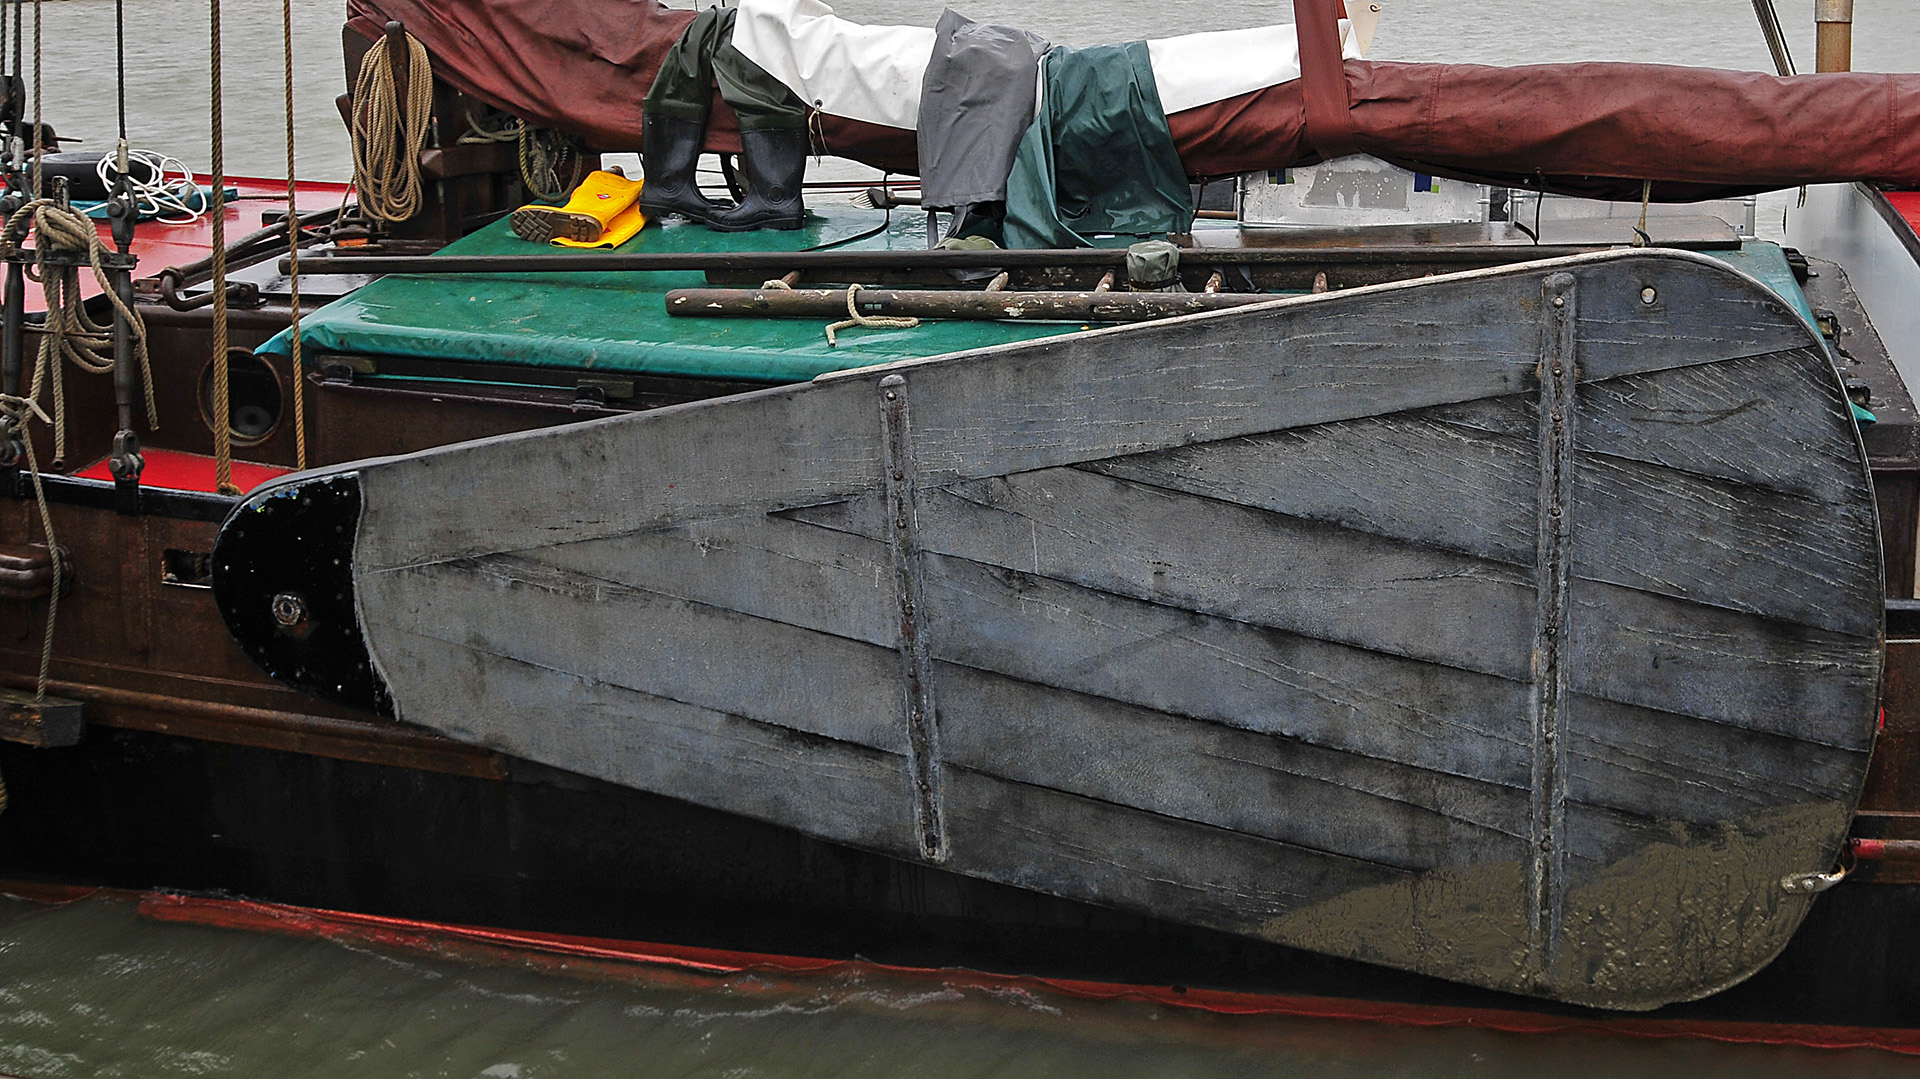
[350,31,432,222]
[459,106,587,202]
[94,149,212,224]
[0,197,155,465]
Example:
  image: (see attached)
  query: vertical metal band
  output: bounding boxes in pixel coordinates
[1528,272,1578,983]
[878,373,949,863]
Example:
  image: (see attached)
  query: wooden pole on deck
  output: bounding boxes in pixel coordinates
[1815,0,1853,72]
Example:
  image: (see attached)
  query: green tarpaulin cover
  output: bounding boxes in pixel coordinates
[261,203,1817,398]
[258,206,1084,383]
[1002,41,1193,250]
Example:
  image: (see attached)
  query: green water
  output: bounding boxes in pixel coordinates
[0,895,1912,1079]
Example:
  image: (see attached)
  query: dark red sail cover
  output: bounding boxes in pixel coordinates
[347,0,1920,200]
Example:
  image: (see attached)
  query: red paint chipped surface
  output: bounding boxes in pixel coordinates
[30,174,348,314]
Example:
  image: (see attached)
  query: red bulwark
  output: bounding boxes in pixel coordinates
[73,447,289,494]
[1884,191,1920,239]
[36,175,349,314]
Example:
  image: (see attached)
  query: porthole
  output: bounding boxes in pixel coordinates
[197,349,284,445]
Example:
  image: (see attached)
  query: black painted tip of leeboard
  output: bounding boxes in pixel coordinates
[210,472,394,718]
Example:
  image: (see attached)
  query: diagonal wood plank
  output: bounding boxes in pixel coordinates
[784,465,1536,678]
[936,663,1528,869]
[360,554,909,754]
[374,630,921,856]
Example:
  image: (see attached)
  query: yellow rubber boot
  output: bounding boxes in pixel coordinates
[550,200,646,249]
[510,169,645,244]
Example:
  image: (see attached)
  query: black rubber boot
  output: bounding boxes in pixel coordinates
[638,114,732,225]
[709,127,808,232]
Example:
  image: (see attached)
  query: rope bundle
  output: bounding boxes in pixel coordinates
[0,197,155,465]
[460,106,588,202]
[351,31,433,222]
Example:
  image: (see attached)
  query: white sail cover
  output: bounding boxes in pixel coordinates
[731,0,1364,131]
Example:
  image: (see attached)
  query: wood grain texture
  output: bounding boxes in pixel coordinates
[375,629,920,855]
[309,249,1882,1009]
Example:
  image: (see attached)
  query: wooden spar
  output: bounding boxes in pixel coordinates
[1815,0,1853,72]
[665,287,1275,322]
[281,244,1622,279]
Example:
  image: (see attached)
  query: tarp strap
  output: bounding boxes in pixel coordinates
[1293,0,1359,159]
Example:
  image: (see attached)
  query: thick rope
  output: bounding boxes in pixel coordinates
[0,198,155,464]
[457,108,586,202]
[350,32,432,223]
[0,392,59,701]
[282,0,305,468]
[824,283,918,347]
[208,0,236,494]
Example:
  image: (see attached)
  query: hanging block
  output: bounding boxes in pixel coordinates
[0,687,84,747]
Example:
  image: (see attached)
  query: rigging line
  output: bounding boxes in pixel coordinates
[208,0,236,495]
[114,0,125,140]
[282,0,305,468]
[1749,0,1796,77]
[28,0,37,197]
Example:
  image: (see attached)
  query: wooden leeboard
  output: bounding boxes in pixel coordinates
[214,250,1883,1009]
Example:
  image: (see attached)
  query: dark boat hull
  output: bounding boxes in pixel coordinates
[5,724,1919,1035]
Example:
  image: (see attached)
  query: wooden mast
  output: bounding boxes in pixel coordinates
[1815,0,1853,72]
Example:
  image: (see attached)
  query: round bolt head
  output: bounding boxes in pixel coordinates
[270,591,309,628]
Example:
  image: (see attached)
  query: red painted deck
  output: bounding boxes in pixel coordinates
[31,173,349,313]
[72,446,289,494]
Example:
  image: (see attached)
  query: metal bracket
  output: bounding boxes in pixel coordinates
[878,373,949,864]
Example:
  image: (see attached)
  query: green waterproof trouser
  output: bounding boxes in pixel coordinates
[643,7,808,132]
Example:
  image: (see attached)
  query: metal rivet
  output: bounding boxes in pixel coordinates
[885,391,897,400]
[1552,295,1565,307]
[1641,287,1657,305]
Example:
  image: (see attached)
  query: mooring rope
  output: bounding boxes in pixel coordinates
[350,31,432,223]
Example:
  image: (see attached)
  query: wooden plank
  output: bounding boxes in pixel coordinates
[1562,252,1817,381]
[1081,389,1880,636]
[376,631,922,857]
[523,513,899,647]
[0,687,84,747]
[1085,397,1541,565]
[1577,348,1872,502]
[1571,451,1881,637]
[785,465,1536,680]
[1568,579,1880,751]
[352,251,1812,571]
[1563,694,1871,824]
[917,552,1535,788]
[936,663,1527,870]
[940,766,1412,934]
[358,555,909,754]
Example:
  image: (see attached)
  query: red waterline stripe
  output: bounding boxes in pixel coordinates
[129,891,1920,1056]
